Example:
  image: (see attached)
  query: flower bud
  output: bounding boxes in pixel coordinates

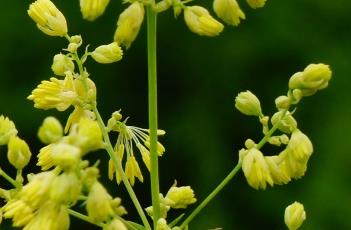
[104,219,127,230]
[0,115,18,145]
[51,54,75,76]
[165,186,197,209]
[184,6,224,37]
[114,2,145,49]
[50,172,82,204]
[7,136,32,169]
[235,90,262,116]
[242,148,273,189]
[80,0,110,21]
[157,218,171,230]
[246,0,267,9]
[284,201,306,230]
[91,42,123,64]
[271,111,297,134]
[213,0,245,26]
[86,182,114,222]
[38,116,63,144]
[27,0,68,36]
[49,143,81,170]
[289,63,332,96]
[275,95,290,110]
[265,155,291,185]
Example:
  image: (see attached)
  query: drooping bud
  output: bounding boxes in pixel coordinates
[7,136,32,169]
[51,54,75,76]
[27,0,68,36]
[242,148,273,189]
[246,0,267,9]
[184,6,224,37]
[213,0,245,26]
[235,90,262,116]
[125,155,143,185]
[271,111,297,134]
[284,201,306,230]
[91,42,123,64]
[38,116,63,144]
[114,2,145,49]
[80,0,110,21]
[289,63,332,96]
[165,186,197,209]
[0,115,18,145]
[86,182,114,222]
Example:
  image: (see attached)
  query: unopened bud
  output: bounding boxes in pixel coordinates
[246,0,267,9]
[91,42,123,64]
[235,90,262,116]
[275,95,290,110]
[104,219,127,230]
[38,116,63,144]
[80,0,110,21]
[271,111,297,134]
[284,201,306,230]
[86,182,114,222]
[165,186,197,209]
[213,0,245,26]
[51,54,75,76]
[0,115,18,145]
[7,136,32,169]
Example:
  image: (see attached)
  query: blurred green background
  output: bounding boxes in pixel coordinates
[1,0,351,229]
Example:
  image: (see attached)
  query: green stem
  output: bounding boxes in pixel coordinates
[0,168,21,189]
[147,5,161,228]
[180,162,242,229]
[68,209,103,227]
[93,106,151,230]
[180,108,289,228]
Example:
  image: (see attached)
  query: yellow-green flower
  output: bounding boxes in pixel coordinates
[165,186,197,209]
[91,42,123,64]
[213,0,245,26]
[27,0,68,36]
[125,155,143,185]
[235,90,262,116]
[284,201,306,230]
[0,115,18,145]
[50,172,82,204]
[104,219,127,230]
[2,199,34,227]
[184,6,224,36]
[38,116,63,144]
[86,182,114,222]
[265,155,291,185]
[7,136,32,169]
[51,53,75,76]
[80,0,110,21]
[28,76,77,111]
[114,2,145,49]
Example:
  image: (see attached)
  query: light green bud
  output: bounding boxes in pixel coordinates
[38,116,63,144]
[289,63,332,96]
[244,139,256,149]
[275,95,290,110]
[0,115,18,145]
[184,6,224,37]
[213,0,245,26]
[235,90,262,116]
[70,35,82,44]
[246,0,267,9]
[259,116,269,126]
[284,201,306,230]
[91,42,123,64]
[7,136,32,169]
[86,182,114,222]
[165,186,197,209]
[114,2,145,49]
[156,218,171,230]
[67,43,79,53]
[51,53,75,76]
[271,111,297,134]
[80,0,110,21]
[104,219,127,230]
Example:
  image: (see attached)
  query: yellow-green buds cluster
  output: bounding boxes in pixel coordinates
[114,2,145,49]
[213,0,245,26]
[7,136,32,169]
[246,0,267,9]
[184,6,224,37]
[284,201,306,230]
[289,63,332,96]
[51,54,75,76]
[28,76,77,111]
[38,116,63,144]
[235,90,262,116]
[108,111,165,185]
[165,185,197,209]
[27,0,68,37]
[80,0,110,21]
[0,115,18,145]
[91,42,123,64]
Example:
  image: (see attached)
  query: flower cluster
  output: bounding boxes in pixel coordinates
[236,63,332,190]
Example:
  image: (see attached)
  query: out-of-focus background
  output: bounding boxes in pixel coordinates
[1,0,350,229]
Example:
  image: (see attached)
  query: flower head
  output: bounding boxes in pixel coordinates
[284,201,306,230]
[27,0,68,36]
[114,2,145,49]
[80,0,110,21]
[213,0,245,26]
[184,6,224,36]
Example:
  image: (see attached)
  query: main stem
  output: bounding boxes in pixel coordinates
[147,5,161,228]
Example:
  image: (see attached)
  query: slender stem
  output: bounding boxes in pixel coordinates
[0,168,21,189]
[180,108,290,228]
[93,106,151,230]
[180,162,242,228]
[147,5,161,228]
[68,209,103,227]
